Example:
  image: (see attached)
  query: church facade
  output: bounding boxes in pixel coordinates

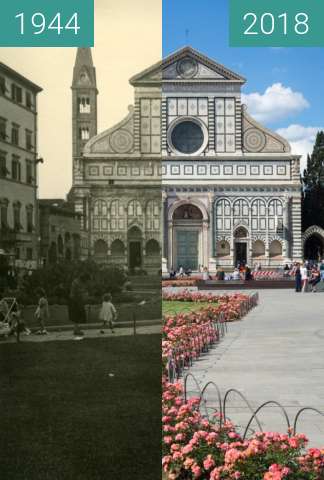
[160,47,302,272]
[69,47,302,273]
[70,48,161,274]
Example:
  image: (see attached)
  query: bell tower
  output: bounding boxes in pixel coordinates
[71,48,98,184]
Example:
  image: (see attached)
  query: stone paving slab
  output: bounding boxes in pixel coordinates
[187,289,324,447]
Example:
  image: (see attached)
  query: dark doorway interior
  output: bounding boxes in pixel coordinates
[129,241,142,269]
[235,242,247,266]
[304,235,324,261]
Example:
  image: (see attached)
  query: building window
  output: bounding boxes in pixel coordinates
[26,207,34,233]
[0,201,8,230]
[12,156,21,181]
[146,200,160,231]
[26,92,33,109]
[26,248,33,261]
[26,130,33,151]
[11,84,22,103]
[26,160,34,184]
[79,127,90,140]
[0,76,7,96]
[13,203,22,231]
[0,117,7,141]
[128,200,142,217]
[11,124,19,146]
[0,152,8,178]
[110,200,125,231]
[215,198,232,231]
[93,199,108,231]
[79,97,91,113]
[15,247,20,260]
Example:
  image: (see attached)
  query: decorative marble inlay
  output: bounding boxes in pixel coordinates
[177,57,198,79]
[244,128,267,153]
[110,129,133,154]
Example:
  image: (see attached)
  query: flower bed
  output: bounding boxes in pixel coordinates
[162,380,324,479]
[162,293,256,385]
[163,292,254,321]
[162,292,324,479]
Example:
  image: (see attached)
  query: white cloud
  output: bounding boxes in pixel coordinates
[242,83,309,124]
[276,124,324,171]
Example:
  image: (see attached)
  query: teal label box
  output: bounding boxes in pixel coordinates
[230,0,324,47]
[0,0,94,47]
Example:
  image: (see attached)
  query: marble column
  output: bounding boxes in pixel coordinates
[283,195,291,260]
[208,192,217,273]
[162,192,168,273]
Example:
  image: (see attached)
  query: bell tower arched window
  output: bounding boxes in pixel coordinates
[79,97,91,114]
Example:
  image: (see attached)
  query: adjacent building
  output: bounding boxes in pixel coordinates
[38,199,84,266]
[0,62,42,270]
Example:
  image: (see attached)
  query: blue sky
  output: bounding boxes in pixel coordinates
[163,0,324,168]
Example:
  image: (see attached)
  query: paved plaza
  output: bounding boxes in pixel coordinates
[186,289,324,447]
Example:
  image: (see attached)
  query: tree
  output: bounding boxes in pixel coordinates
[302,131,324,230]
[15,260,127,305]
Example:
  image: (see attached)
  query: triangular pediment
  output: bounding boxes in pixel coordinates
[84,106,134,155]
[129,46,246,85]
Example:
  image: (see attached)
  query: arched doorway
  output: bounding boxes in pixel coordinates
[146,239,160,257]
[93,239,108,262]
[304,235,324,261]
[111,239,125,264]
[302,226,324,261]
[128,226,142,270]
[234,227,248,266]
[173,204,203,271]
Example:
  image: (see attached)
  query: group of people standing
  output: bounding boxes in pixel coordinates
[0,273,118,340]
[294,262,324,292]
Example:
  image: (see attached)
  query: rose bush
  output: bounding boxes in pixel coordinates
[162,380,324,480]
[162,293,252,378]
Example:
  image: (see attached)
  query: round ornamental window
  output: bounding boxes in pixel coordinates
[177,58,198,79]
[170,120,205,155]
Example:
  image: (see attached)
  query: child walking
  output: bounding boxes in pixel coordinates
[99,293,117,334]
[35,288,49,335]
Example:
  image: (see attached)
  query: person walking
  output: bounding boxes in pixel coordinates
[300,263,309,293]
[99,293,117,334]
[35,288,49,335]
[69,273,89,339]
[320,260,324,281]
[309,266,321,292]
[295,263,302,292]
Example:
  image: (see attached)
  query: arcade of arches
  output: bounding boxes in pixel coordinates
[164,198,290,271]
[93,226,160,273]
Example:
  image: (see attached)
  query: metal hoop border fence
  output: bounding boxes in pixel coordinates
[184,373,324,440]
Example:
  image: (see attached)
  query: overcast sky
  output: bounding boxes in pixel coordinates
[0,0,161,198]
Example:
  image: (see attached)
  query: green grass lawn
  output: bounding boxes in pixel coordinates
[0,335,161,480]
[162,300,213,315]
